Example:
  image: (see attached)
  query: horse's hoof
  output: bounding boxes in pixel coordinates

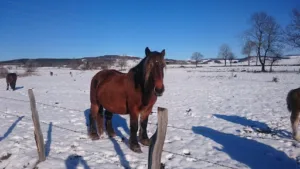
[106,128,116,137]
[140,138,151,146]
[97,129,104,137]
[105,120,116,137]
[129,139,142,153]
[293,134,300,141]
[130,144,142,153]
[108,132,116,138]
[89,133,100,140]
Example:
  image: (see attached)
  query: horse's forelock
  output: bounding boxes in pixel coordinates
[142,51,166,88]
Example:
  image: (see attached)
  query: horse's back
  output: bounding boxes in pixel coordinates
[287,87,300,112]
[90,69,130,114]
[6,73,17,82]
[7,73,17,77]
[90,69,127,100]
[92,69,126,84]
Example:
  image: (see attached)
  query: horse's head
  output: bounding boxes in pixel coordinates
[144,47,166,96]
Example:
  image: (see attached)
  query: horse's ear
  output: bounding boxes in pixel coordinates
[161,49,165,57]
[145,47,151,56]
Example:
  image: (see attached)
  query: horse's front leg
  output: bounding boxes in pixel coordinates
[129,112,142,153]
[139,110,151,146]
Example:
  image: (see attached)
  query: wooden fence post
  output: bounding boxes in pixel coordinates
[28,89,46,162]
[148,107,168,169]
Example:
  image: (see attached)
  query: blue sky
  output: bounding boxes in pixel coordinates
[0,0,299,61]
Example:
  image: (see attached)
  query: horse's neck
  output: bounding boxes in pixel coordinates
[128,65,155,106]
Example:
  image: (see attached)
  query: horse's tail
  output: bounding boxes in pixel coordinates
[90,75,101,105]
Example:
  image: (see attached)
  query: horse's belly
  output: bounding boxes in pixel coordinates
[103,104,127,115]
[98,89,127,114]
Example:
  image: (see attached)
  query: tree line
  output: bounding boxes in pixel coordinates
[191,8,300,72]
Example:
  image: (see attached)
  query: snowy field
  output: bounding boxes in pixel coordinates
[1,65,300,169]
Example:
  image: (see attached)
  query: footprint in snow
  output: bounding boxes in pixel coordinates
[284,141,293,147]
[182,149,191,155]
[186,157,197,162]
[172,136,182,141]
[184,111,193,117]
[164,139,173,144]
[96,159,105,164]
[166,154,174,160]
[137,165,147,169]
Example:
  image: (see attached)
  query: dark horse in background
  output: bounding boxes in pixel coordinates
[89,47,166,153]
[6,73,17,91]
[286,87,300,141]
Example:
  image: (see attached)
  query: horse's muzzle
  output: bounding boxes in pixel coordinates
[154,86,165,96]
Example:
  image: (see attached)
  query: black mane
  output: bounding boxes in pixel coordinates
[129,56,154,106]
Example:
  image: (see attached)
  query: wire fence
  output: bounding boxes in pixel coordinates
[0,93,295,168]
[0,109,239,169]
[2,132,126,168]
[0,95,292,142]
[0,97,242,169]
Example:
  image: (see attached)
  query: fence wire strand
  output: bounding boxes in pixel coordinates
[0,95,292,142]
[0,97,240,169]
[1,90,296,168]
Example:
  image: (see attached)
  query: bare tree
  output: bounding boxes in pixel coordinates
[285,8,300,49]
[25,59,38,72]
[242,40,256,66]
[191,52,204,67]
[69,59,81,70]
[117,58,127,71]
[268,50,282,72]
[228,52,236,66]
[106,59,115,68]
[269,56,280,72]
[218,44,232,66]
[85,61,97,70]
[244,12,283,72]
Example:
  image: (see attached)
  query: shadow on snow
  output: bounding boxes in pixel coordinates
[192,126,297,169]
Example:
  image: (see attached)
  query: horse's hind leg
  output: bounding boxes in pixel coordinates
[291,110,300,141]
[95,105,104,138]
[129,112,142,153]
[88,110,98,140]
[89,104,104,140]
[139,112,150,146]
[11,82,16,91]
[104,110,116,137]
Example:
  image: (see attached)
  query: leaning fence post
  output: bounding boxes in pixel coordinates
[28,89,46,162]
[148,107,168,169]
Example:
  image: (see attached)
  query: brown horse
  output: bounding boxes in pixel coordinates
[287,87,300,141]
[89,47,166,153]
[6,73,17,91]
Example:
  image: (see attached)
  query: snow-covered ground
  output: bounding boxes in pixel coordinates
[1,66,300,169]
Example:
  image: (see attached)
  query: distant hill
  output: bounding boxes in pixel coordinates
[1,54,299,68]
[0,55,141,67]
[0,55,191,67]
